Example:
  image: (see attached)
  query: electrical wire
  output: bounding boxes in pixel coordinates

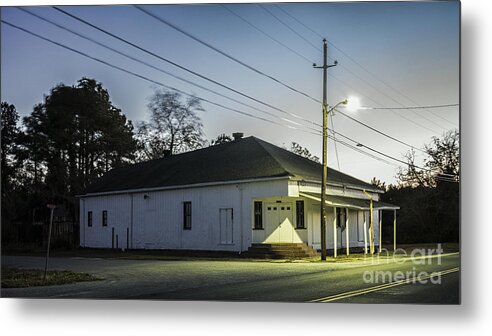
[52,6,316,127]
[134,5,322,105]
[4,18,458,183]
[258,4,321,53]
[50,6,435,156]
[220,5,450,149]
[19,7,317,130]
[220,4,314,64]
[327,119,458,179]
[325,41,458,126]
[271,4,452,133]
[1,20,319,138]
[358,103,459,110]
[329,113,341,171]
[333,108,427,154]
[275,4,458,128]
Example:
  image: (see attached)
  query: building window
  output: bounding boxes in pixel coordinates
[102,210,108,227]
[254,201,263,229]
[296,201,305,229]
[88,211,93,227]
[183,202,192,230]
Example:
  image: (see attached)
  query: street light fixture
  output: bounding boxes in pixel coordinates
[328,99,348,114]
[345,96,361,112]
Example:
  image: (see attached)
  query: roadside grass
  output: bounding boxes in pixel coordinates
[1,267,102,288]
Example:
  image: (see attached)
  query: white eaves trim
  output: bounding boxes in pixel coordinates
[77,176,290,198]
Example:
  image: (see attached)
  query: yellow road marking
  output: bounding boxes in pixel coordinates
[400,252,459,261]
[310,267,460,303]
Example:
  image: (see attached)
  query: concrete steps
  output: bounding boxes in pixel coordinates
[245,243,319,259]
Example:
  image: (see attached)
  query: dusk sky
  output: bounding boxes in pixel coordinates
[1,1,460,184]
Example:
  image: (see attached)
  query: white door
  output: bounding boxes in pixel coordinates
[278,204,293,242]
[219,208,233,244]
[311,204,321,246]
[264,203,294,243]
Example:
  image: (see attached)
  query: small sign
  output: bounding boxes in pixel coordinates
[47,204,57,209]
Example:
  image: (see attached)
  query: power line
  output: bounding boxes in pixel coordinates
[274,4,325,40]
[221,5,450,144]
[329,113,341,171]
[220,4,314,64]
[51,4,438,159]
[276,4,458,127]
[220,6,446,143]
[324,43,456,130]
[327,123,458,178]
[137,4,449,137]
[52,6,319,127]
[333,108,427,154]
[4,19,458,182]
[271,5,452,133]
[328,134,398,167]
[326,68,442,134]
[358,103,459,110]
[134,5,322,105]
[333,60,448,132]
[325,40,458,127]
[18,7,315,130]
[1,20,320,138]
[258,4,321,53]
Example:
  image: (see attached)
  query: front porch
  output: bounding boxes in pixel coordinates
[250,193,399,257]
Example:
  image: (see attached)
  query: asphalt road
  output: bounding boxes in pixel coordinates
[1,253,460,304]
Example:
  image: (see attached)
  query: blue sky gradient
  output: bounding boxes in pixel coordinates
[1,1,460,183]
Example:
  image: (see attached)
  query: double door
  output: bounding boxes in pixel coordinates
[264,202,294,243]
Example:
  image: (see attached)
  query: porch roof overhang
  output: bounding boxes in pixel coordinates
[299,192,400,210]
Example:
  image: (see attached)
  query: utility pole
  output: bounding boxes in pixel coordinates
[314,39,337,260]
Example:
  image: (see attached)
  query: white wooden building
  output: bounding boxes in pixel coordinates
[79,134,399,254]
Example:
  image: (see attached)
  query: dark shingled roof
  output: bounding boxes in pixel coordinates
[83,136,378,195]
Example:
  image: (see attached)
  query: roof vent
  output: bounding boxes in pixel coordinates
[232,132,244,141]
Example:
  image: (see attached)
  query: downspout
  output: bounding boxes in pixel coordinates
[236,184,244,254]
[379,210,382,253]
[130,193,134,249]
[345,208,349,256]
[81,198,86,247]
[363,189,374,254]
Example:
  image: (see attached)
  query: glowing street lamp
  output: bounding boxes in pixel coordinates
[345,96,361,112]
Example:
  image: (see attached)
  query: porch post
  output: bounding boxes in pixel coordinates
[333,207,337,258]
[345,208,349,256]
[363,211,368,255]
[369,200,374,254]
[379,210,382,253]
[393,209,397,251]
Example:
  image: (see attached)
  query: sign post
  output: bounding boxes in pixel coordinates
[44,204,57,283]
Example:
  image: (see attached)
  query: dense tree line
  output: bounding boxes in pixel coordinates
[1,79,134,245]
[376,130,460,244]
[1,77,459,247]
[1,79,209,247]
